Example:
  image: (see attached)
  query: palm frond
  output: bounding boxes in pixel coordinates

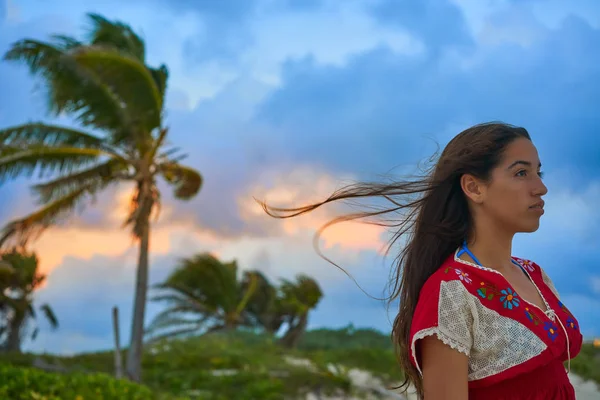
[86,13,146,61]
[145,326,204,345]
[147,307,210,330]
[50,34,82,51]
[3,38,65,77]
[32,158,128,204]
[146,315,203,334]
[145,305,212,340]
[151,285,215,315]
[3,39,130,133]
[84,13,170,105]
[39,303,58,329]
[0,122,108,149]
[235,272,259,316]
[0,146,111,183]
[149,64,169,105]
[160,163,203,199]
[0,182,105,248]
[71,47,162,133]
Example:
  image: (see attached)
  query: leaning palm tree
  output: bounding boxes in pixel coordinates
[0,14,202,381]
[147,253,258,342]
[277,274,323,348]
[0,250,58,353]
[242,270,286,335]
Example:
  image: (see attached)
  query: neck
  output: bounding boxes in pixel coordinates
[465,218,514,270]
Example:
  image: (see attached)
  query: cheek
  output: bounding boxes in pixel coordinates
[486,185,523,216]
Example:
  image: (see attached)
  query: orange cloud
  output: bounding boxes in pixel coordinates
[10,166,392,282]
[239,166,389,254]
[18,184,224,275]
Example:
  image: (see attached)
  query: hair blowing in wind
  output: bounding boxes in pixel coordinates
[256,122,531,398]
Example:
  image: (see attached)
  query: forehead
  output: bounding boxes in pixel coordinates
[499,138,541,167]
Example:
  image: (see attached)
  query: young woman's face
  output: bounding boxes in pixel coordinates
[481,137,548,233]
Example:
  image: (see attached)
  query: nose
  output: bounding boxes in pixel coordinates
[533,176,548,196]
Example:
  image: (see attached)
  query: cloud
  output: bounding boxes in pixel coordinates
[478,3,547,46]
[368,0,474,55]
[272,0,324,12]
[591,277,600,295]
[254,14,600,181]
[27,250,182,353]
[172,0,259,66]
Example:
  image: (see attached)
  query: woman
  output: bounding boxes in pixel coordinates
[259,122,582,399]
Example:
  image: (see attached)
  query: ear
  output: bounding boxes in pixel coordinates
[460,174,485,204]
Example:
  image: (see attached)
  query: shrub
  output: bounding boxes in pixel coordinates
[0,363,155,400]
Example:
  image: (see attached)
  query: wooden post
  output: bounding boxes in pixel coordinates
[112,306,123,379]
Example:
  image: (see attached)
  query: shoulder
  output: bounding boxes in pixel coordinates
[412,256,478,332]
[409,257,476,374]
[422,256,478,293]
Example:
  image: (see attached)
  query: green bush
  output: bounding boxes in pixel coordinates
[570,343,600,387]
[2,330,597,399]
[140,334,352,398]
[0,363,155,400]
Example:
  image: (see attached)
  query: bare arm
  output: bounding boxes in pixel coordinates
[421,335,469,399]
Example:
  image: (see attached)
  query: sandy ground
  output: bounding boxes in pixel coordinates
[570,373,600,400]
[304,367,600,399]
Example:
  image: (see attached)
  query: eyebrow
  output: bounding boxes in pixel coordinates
[507,160,542,169]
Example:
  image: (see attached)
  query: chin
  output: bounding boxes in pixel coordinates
[518,222,541,233]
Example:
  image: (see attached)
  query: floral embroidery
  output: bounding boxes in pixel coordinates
[556,301,579,330]
[544,321,559,341]
[525,307,543,326]
[477,282,519,310]
[513,257,535,272]
[566,317,578,330]
[443,267,472,284]
[499,288,520,309]
[455,269,472,284]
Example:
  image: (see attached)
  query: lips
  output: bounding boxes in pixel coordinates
[529,200,545,210]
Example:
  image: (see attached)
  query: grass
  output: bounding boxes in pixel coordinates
[1,327,598,399]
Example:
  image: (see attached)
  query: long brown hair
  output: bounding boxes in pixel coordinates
[257,122,531,398]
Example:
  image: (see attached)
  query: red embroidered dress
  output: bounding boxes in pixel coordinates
[409,251,583,399]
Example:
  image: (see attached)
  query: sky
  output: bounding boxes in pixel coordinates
[0,0,599,354]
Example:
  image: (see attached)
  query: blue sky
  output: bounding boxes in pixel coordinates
[0,0,599,354]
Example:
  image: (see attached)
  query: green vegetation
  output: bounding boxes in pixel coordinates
[0,364,156,400]
[0,328,402,399]
[0,251,58,352]
[570,341,600,386]
[1,326,599,399]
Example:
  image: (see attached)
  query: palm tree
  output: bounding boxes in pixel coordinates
[148,254,323,348]
[0,14,202,381]
[147,253,258,341]
[277,274,323,348]
[242,270,286,335]
[0,250,58,353]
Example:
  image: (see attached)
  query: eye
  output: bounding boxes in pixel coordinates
[538,171,544,179]
[515,169,527,177]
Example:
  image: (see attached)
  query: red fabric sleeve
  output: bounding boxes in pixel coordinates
[408,270,474,375]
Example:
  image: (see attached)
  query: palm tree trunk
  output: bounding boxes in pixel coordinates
[279,313,308,348]
[5,312,24,353]
[125,214,150,382]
